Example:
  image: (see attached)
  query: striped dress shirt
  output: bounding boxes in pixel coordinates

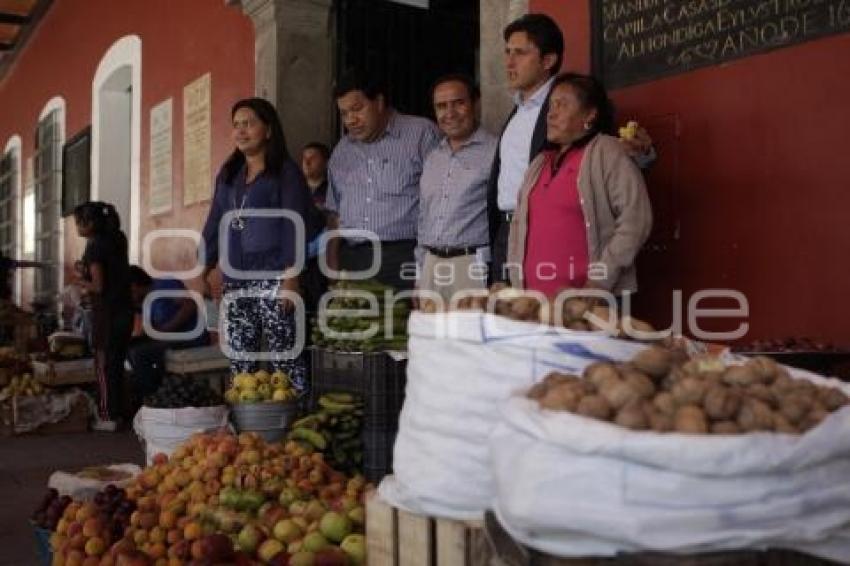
[326,111,440,241]
[417,127,498,248]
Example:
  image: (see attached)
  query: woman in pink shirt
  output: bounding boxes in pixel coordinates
[507,73,652,298]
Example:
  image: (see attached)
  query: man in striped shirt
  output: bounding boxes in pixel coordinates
[417,74,497,307]
[325,70,440,290]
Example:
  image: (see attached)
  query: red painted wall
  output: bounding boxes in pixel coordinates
[532,0,850,347]
[0,0,254,304]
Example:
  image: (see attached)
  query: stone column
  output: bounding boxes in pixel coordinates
[480,0,528,133]
[236,0,335,154]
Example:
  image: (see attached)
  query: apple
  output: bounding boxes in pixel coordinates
[314,547,351,566]
[199,533,235,562]
[301,532,329,553]
[237,523,265,553]
[347,506,365,527]
[289,551,316,566]
[258,538,286,563]
[273,518,304,544]
[340,534,366,565]
[319,512,352,543]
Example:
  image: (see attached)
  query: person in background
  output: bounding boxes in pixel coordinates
[301,142,331,208]
[417,73,497,306]
[489,13,655,284]
[200,97,310,394]
[127,265,209,403]
[74,201,132,431]
[507,73,652,297]
[325,69,440,290]
[300,142,332,315]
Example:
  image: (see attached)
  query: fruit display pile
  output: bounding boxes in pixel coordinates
[45,485,137,562]
[311,279,409,352]
[224,370,298,404]
[288,394,364,475]
[31,489,72,531]
[529,346,849,434]
[420,283,655,336]
[144,376,223,409]
[48,432,368,565]
[0,373,47,400]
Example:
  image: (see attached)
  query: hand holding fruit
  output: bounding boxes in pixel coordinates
[618,120,653,158]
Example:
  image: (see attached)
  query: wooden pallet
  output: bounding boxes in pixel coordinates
[366,492,493,566]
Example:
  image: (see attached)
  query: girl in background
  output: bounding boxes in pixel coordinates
[74,201,132,430]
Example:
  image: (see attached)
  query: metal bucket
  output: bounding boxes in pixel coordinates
[230,401,298,442]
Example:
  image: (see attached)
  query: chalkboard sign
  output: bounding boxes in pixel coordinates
[61,127,90,217]
[593,0,850,88]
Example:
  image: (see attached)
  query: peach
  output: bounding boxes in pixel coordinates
[183,521,202,541]
[85,536,107,557]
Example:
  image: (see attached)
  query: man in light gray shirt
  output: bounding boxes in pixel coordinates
[417,74,497,306]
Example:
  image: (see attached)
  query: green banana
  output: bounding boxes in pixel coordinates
[289,427,328,450]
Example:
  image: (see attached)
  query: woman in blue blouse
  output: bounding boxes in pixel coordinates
[201,98,311,393]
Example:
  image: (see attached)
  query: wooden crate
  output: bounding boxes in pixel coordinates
[483,512,839,566]
[32,358,96,386]
[366,491,492,566]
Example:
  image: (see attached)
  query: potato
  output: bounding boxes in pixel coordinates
[674,405,708,434]
[586,305,614,332]
[420,299,438,313]
[527,382,548,400]
[789,378,817,397]
[746,356,779,382]
[454,296,474,310]
[510,297,541,322]
[704,385,741,420]
[576,395,613,421]
[631,346,674,379]
[542,372,581,388]
[722,365,761,387]
[817,387,849,411]
[561,298,589,323]
[772,413,799,434]
[747,383,777,408]
[737,399,775,432]
[622,369,656,399]
[800,403,829,432]
[614,401,650,430]
[584,363,620,390]
[567,320,592,332]
[778,394,813,425]
[539,384,581,412]
[648,410,675,432]
[599,379,641,411]
[711,421,741,434]
[671,376,707,406]
[652,391,677,416]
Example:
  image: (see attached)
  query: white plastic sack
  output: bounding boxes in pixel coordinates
[491,368,850,563]
[133,405,229,465]
[380,311,647,520]
[13,389,89,434]
[49,464,142,501]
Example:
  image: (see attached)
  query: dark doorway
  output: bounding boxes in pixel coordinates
[336,0,479,120]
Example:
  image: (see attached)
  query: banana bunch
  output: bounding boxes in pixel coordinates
[0,373,47,401]
[287,393,364,474]
[312,278,410,352]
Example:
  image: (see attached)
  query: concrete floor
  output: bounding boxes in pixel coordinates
[0,431,144,566]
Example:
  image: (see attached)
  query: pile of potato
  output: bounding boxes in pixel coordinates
[528,346,849,434]
[420,284,655,336]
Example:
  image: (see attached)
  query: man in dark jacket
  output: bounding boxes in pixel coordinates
[487,14,654,283]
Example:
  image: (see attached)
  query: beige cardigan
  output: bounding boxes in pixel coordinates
[507,134,652,294]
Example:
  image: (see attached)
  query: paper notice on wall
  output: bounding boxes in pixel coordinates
[183,73,212,206]
[149,98,173,215]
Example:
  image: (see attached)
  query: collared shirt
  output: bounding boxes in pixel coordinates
[326,111,440,241]
[496,77,555,212]
[418,127,497,249]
